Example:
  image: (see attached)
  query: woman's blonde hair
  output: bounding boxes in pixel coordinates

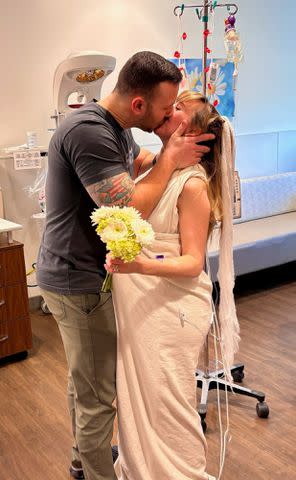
[176,90,225,228]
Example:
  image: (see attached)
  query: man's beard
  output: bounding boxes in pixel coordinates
[137,102,169,133]
[153,117,170,136]
[140,124,153,133]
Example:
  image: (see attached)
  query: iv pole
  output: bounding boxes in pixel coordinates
[174,2,239,97]
[173,0,239,381]
[173,2,269,437]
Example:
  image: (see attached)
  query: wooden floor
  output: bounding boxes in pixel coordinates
[0,263,295,479]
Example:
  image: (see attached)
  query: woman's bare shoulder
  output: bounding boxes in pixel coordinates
[181,175,208,197]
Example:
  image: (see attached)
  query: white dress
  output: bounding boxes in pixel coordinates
[112,166,215,480]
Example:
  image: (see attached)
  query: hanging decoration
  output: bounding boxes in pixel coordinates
[224,13,243,90]
[170,57,235,117]
[173,4,189,89]
[172,2,242,115]
[206,3,220,107]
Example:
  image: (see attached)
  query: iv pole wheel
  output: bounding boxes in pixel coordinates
[256,401,269,418]
[201,419,207,433]
[232,369,244,383]
[198,404,207,433]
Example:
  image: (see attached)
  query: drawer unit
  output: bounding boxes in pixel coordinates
[0,252,4,286]
[0,287,8,345]
[0,241,32,359]
[2,247,26,285]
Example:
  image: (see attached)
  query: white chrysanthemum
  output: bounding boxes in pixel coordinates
[187,66,201,91]
[131,219,155,245]
[91,206,114,225]
[119,206,142,221]
[194,66,227,104]
[91,205,141,226]
[207,67,227,104]
[100,220,128,242]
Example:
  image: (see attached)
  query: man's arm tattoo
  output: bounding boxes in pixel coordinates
[86,172,135,207]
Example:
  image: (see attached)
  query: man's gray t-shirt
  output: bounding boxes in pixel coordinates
[37,102,140,294]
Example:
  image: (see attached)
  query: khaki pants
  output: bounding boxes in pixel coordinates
[40,288,117,480]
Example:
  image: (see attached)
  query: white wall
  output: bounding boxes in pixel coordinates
[0,0,295,296]
[1,0,296,149]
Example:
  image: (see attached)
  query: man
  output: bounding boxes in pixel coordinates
[37,51,214,480]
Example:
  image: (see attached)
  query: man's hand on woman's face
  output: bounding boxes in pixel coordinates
[163,120,215,169]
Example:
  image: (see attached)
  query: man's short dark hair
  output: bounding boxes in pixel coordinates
[114,51,182,96]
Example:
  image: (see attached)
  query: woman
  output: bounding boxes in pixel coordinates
[106,91,239,480]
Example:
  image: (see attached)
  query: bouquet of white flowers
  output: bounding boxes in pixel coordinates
[91,206,155,292]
